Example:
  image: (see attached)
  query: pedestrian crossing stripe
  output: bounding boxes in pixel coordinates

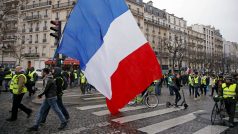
[83,96,105,100]
[112,107,184,124]
[92,103,165,116]
[138,110,205,134]
[76,104,107,110]
[193,125,228,134]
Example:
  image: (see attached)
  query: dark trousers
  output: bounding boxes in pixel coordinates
[80,83,86,94]
[41,96,69,123]
[11,93,31,120]
[200,84,204,94]
[211,86,218,96]
[202,85,207,95]
[172,86,181,105]
[189,84,194,96]
[224,99,237,123]
[168,85,174,96]
[194,85,200,98]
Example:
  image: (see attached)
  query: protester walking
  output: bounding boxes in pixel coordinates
[40,67,70,124]
[27,68,67,131]
[6,66,32,121]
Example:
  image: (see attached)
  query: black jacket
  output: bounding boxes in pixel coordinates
[39,74,57,98]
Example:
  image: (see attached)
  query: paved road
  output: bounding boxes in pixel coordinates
[0,83,237,134]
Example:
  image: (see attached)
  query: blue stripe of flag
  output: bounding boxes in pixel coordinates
[57,0,128,70]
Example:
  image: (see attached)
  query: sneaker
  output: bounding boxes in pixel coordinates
[27,126,38,132]
[58,122,67,130]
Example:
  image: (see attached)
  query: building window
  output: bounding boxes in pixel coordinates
[56,12,59,20]
[35,34,38,43]
[45,9,48,17]
[35,47,38,53]
[29,47,31,53]
[43,33,47,42]
[29,35,32,43]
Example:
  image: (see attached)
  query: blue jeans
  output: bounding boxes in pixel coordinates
[34,97,66,127]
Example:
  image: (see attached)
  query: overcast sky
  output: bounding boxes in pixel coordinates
[143,0,238,42]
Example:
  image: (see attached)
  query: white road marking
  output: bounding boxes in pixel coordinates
[138,110,205,134]
[83,96,105,100]
[112,107,184,124]
[54,127,87,134]
[76,104,107,110]
[93,103,165,116]
[193,125,228,134]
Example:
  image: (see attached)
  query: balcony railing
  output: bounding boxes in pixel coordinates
[2,36,17,42]
[3,0,18,3]
[144,17,168,29]
[23,15,41,21]
[23,53,40,58]
[21,1,52,10]
[52,1,75,9]
[130,9,144,17]
[3,27,18,32]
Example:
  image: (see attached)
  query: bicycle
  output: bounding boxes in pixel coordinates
[211,95,226,125]
[128,85,159,108]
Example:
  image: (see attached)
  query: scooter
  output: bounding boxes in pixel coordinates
[166,87,188,109]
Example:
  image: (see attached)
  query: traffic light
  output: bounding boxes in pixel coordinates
[50,20,61,40]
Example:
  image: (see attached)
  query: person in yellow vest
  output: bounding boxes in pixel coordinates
[210,75,218,96]
[6,66,32,122]
[193,72,201,100]
[221,76,238,127]
[73,70,79,87]
[80,72,86,94]
[188,73,194,96]
[200,74,207,95]
[3,67,13,92]
[26,67,38,97]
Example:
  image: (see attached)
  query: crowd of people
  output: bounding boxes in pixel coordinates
[0,65,92,131]
[153,70,238,127]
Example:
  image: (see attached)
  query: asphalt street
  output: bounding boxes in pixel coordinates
[0,82,238,134]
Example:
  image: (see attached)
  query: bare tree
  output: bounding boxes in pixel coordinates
[164,35,186,71]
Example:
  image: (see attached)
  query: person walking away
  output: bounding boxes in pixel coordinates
[2,67,13,92]
[40,67,70,124]
[220,76,238,127]
[174,73,182,107]
[193,72,200,100]
[80,72,86,94]
[73,70,79,87]
[201,74,207,95]
[27,68,67,131]
[26,67,38,97]
[168,70,175,96]
[210,75,218,96]
[6,66,32,121]
[205,74,210,94]
[69,70,75,88]
[188,73,194,96]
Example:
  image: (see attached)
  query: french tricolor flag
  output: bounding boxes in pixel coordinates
[57,0,162,114]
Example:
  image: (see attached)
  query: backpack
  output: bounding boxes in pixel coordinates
[61,76,68,90]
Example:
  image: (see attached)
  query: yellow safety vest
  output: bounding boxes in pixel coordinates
[74,72,78,79]
[4,71,13,79]
[9,74,28,94]
[222,83,237,99]
[188,75,194,85]
[194,76,199,84]
[80,73,86,83]
[28,70,36,82]
[202,76,206,85]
